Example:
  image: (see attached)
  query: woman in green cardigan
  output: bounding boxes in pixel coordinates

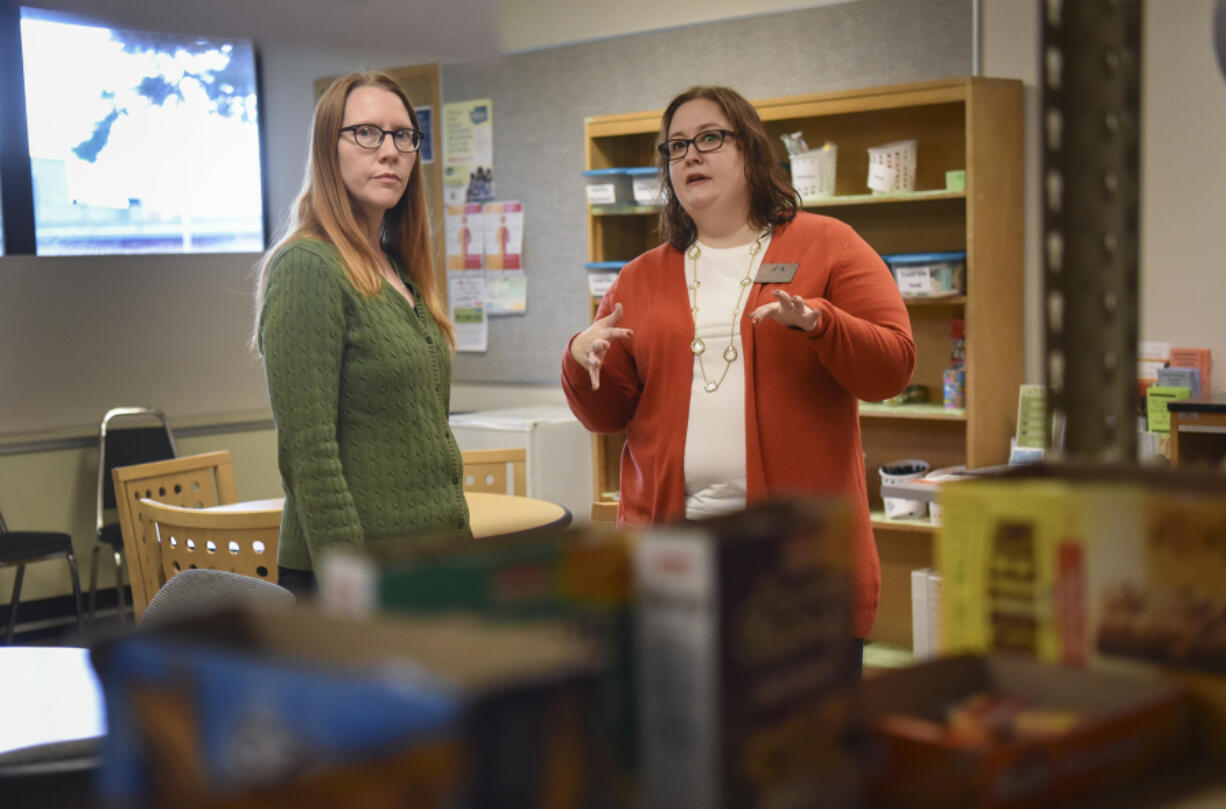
[254,72,469,596]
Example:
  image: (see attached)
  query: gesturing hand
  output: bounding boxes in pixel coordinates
[571,302,634,390]
[750,289,821,331]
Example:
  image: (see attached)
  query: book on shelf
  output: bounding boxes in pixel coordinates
[910,567,943,659]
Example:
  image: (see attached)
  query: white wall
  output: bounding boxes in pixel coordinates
[496,0,853,52]
[980,0,1226,394]
[1139,0,1226,377]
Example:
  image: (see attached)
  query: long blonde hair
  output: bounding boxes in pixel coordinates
[253,71,454,349]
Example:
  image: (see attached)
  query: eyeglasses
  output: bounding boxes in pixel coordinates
[658,129,736,162]
[340,124,424,154]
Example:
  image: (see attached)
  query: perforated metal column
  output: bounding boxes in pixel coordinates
[1040,0,1142,461]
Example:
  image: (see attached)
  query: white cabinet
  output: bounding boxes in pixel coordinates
[449,406,595,521]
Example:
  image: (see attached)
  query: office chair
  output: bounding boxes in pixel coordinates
[91,407,177,624]
[1,507,84,645]
[139,568,293,632]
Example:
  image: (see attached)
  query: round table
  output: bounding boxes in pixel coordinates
[209,492,571,539]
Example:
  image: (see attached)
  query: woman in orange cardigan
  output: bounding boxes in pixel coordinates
[562,86,915,654]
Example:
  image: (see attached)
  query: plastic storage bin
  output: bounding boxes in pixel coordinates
[583,168,634,206]
[866,138,917,194]
[789,143,837,198]
[882,251,967,297]
[627,167,664,206]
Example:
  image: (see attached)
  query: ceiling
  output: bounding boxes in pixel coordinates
[19,0,501,60]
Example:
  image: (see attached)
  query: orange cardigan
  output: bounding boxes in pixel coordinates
[563,212,915,637]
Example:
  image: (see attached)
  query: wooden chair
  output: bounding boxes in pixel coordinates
[139,499,281,586]
[590,500,618,526]
[111,452,237,620]
[461,448,527,496]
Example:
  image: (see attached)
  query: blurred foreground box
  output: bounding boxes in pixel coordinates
[320,523,637,801]
[938,464,1226,755]
[859,654,1190,809]
[635,498,861,809]
[92,606,602,809]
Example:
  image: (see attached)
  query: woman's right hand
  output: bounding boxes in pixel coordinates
[570,302,633,390]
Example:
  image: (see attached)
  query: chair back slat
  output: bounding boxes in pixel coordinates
[461,448,527,496]
[112,452,237,620]
[141,498,280,586]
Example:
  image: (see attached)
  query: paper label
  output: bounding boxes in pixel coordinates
[588,272,618,298]
[586,184,617,205]
[867,163,896,193]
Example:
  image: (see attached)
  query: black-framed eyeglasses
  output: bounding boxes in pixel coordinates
[340,124,424,154]
[658,128,736,162]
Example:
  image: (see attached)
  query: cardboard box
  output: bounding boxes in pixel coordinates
[320,525,637,796]
[92,607,603,809]
[635,498,860,809]
[859,654,1190,809]
[938,464,1226,755]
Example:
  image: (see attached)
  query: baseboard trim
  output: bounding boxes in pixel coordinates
[0,588,131,643]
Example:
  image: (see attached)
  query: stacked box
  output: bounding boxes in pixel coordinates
[859,654,1190,809]
[321,525,637,800]
[938,465,1226,755]
[635,498,860,809]
[92,607,602,809]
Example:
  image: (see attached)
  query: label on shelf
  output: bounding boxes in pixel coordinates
[588,272,618,298]
[585,184,616,205]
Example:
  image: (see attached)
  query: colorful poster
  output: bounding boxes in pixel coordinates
[442,99,494,205]
[448,271,488,353]
[481,200,526,315]
[444,203,483,270]
[414,106,433,163]
[482,201,522,270]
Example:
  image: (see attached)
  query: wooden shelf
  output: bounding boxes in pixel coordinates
[859,402,967,421]
[801,189,965,208]
[589,204,659,216]
[904,295,966,307]
[871,510,937,534]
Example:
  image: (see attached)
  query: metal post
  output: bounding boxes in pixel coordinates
[1040,0,1142,461]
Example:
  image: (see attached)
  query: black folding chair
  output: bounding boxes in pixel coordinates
[0,508,84,644]
[90,407,176,624]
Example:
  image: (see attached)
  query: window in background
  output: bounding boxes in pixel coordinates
[19,9,264,255]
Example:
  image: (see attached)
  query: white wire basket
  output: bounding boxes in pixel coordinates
[866,139,917,194]
[789,143,837,199]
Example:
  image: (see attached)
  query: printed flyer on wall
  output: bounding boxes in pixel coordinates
[448,271,488,353]
[442,98,493,205]
[444,203,484,270]
[482,200,526,315]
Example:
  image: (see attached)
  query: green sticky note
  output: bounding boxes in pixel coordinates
[1146,385,1191,435]
[1015,384,1048,449]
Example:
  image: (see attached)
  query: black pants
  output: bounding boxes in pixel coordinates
[276,566,318,599]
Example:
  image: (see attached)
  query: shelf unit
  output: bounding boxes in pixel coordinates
[583,78,1023,644]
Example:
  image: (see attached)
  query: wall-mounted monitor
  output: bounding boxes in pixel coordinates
[17,7,265,255]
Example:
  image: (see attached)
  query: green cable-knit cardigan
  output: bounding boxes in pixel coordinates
[258,239,469,571]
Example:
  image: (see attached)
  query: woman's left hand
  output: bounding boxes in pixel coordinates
[750,289,821,331]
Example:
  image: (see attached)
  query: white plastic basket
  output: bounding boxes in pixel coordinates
[866,139,917,194]
[789,143,837,199]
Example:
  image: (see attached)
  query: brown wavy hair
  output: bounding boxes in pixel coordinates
[254,71,453,349]
[656,86,798,251]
